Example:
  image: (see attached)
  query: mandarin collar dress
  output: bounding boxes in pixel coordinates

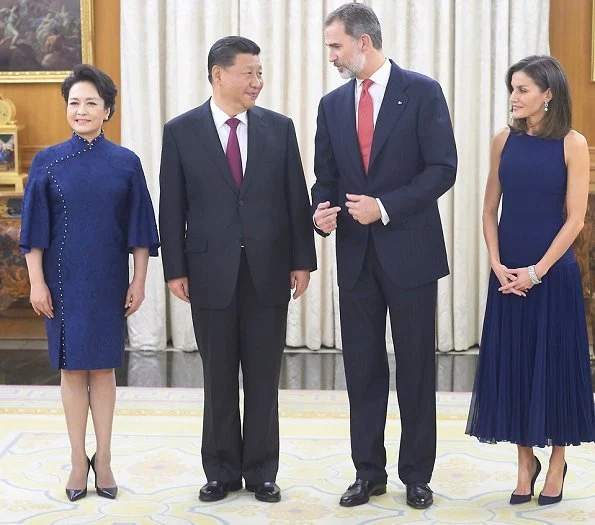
[20,132,160,370]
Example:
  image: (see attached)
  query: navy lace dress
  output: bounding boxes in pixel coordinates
[466,131,595,447]
[20,132,160,370]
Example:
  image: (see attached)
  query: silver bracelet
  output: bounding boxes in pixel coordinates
[528,265,541,284]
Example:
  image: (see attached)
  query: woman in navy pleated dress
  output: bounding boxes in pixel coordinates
[466,55,595,506]
[20,65,159,501]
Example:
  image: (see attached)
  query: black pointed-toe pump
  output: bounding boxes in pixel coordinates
[90,453,118,499]
[510,456,541,505]
[65,456,91,502]
[538,462,567,506]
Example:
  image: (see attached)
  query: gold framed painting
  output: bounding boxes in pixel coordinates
[0,0,93,83]
[0,127,18,172]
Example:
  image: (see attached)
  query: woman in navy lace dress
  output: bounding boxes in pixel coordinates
[466,56,595,506]
[20,65,159,501]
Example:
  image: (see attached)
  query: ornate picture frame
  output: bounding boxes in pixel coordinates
[0,0,93,83]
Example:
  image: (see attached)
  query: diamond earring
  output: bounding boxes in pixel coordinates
[544,99,549,112]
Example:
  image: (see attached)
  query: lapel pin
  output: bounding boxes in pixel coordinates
[397,100,403,105]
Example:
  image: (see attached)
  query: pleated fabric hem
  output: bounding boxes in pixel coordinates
[466,262,595,447]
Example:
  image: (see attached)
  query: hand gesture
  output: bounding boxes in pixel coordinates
[345,194,381,224]
[313,201,341,233]
[497,266,535,297]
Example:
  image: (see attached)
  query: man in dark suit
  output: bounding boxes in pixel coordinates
[311,4,457,510]
[159,36,316,504]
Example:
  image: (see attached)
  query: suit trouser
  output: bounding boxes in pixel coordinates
[339,237,437,485]
[191,251,288,485]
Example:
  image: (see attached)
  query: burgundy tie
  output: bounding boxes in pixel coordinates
[357,79,374,173]
[226,117,242,188]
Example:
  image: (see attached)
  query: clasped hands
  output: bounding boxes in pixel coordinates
[314,194,381,234]
[494,264,536,297]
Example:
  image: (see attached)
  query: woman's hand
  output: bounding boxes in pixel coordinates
[124,279,145,317]
[30,281,54,318]
[497,266,536,297]
[492,263,526,297]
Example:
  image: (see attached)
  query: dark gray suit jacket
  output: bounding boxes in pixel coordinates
[159,100,316,308]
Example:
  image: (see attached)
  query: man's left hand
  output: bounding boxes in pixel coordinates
[290,270,310,299]
[345,194,381,224]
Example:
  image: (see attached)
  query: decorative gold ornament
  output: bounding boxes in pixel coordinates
[0,95,16,125]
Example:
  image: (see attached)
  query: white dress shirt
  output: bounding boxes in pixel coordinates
[210,98,248,175]
[355,59,392,225]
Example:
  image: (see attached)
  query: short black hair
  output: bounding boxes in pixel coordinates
[207,36,260,84]
[61,64,117,120]
[507,55,572,139]
[325,3,382,50]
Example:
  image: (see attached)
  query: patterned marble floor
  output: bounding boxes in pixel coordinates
[0,386,594,524]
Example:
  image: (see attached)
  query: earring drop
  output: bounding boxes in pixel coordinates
[544,99,549,112]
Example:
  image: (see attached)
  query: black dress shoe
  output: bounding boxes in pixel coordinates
[406,482,433,509]
[90,454,118,499]
[199,479,243,502]
[339,479,387,507]
[246,481,281,502]
[65,456,91,502]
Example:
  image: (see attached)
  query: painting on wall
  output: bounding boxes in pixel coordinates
[0,0,93,83]
[0,132,16,171]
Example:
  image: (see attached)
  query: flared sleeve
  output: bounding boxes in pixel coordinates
[19,153,50,254]
[128,155,160,256]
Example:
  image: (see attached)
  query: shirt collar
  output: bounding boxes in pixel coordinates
[356,58,391,90]
[210,97,248,129]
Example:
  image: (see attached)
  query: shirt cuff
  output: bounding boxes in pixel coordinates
[376,198,390,225]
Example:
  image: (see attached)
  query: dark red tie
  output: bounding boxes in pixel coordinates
[226,117,242,188]
[357,79,374,173]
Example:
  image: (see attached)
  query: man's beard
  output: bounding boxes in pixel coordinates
[336,48,365,79]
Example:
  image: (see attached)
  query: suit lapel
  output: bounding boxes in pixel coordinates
[369,61,409,171]
[242,107,266,195]
[191,100,239,195]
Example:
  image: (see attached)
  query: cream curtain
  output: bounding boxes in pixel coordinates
[122,0,550,353]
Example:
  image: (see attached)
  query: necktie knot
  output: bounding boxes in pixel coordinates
[361,79,373,93]
[226,117,240,130]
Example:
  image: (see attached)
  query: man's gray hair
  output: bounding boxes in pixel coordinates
[325,3,382,50]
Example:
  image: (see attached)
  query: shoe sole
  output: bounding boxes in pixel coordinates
[255,493,281,503]
[406,499,433,509]
[339,486,387,507]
